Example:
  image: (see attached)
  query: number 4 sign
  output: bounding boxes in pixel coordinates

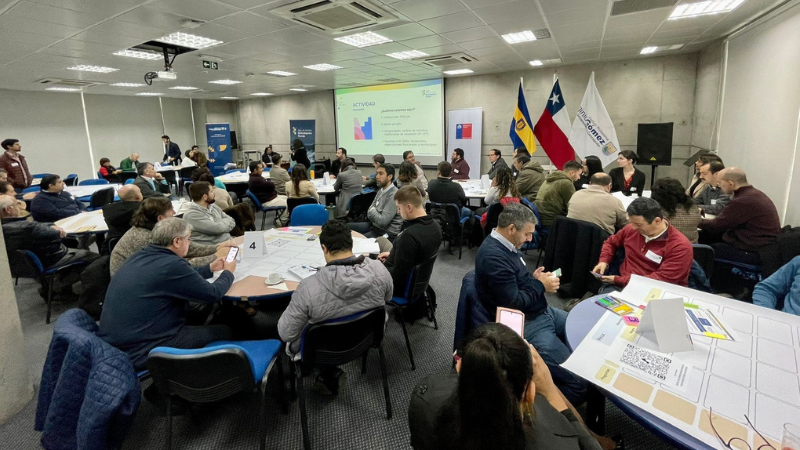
[243,231,265,258]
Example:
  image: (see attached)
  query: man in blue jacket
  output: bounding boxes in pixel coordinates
[475,203,586,405]
[30,174,85,223]
[753,255,800,316]
[99,217,236,370]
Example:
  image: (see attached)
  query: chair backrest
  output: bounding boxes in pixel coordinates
[483,202,504,236]
[347,190,377,221]
[78,179,109,186]
[402,252,438,302]
[454,271,491,351]
[299,308,385,374]
[8,249,42,279]
[313,162,326,178]
[22,186,40,194]
[521,198,543,231]
[64,174,78,186]
[147,346,256,403]
[89,187,115,209]
[107,237,121,254]
[290,204,328,226]
[692,244,715,280]
[124,178,135,185]
[32,173,51,178]
[244,190,263,211]
[287,196,318,216]
[183,180,193,192]
[160,170,177,183]
[179,167,197,179]
[97,171,104,179]
[225,169,245,174]
[426,202,461,233]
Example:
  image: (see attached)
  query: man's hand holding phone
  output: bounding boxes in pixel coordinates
[533,267,560,293]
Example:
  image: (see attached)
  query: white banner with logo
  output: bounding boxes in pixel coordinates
[447,108,483,180]
[568,72,621,168]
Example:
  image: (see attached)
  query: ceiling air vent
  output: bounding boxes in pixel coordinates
[35,78,103,87]
[418,53,478,67]
[611,0,677,16]
[533,28,551,39]
[270,0,398,33]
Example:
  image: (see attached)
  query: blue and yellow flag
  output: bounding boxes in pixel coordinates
[509,82,536,153]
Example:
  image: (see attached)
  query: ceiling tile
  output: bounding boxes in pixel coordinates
[419,11,482,34]
[486,18,548,36]
[6,2,106,28]
[374,23,433,41]
[399,35,453,49]
[115,6,191,31]
[148,0,241,22]
[441,26,497,43]
[550,23,604,45]
[390,0,466,21]
[325,49,376,61]
[605,9,671,28]
[187,22,254,43]
[215,0,282,9]
[212,11,291,35]
[88,19,173,41]
[538,0,595,13]
[458,37,507,51]
[543,4,609,27]
[28,0,145,16]
[415,43,464,56]
[471,0,543,24]
[603,23,660,39]
[0,15,84,39]
[262,27,326,45]
[0,29,64,48]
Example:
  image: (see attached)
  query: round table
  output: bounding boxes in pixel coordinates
[222,227,365,301]
[565,297,714,450]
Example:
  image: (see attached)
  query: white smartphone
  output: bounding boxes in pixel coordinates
[496,307,525,337]
[225,247,239,263]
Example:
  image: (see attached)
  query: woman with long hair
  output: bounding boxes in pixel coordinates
[290,139,311,169]
[480,167,520,228]
[575,156,604,190]
[651,177,702,243]
[286,163,319,202]
[398,161,427,200]
[608,150,645,196]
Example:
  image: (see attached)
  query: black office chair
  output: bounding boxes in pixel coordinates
[290,308,392,450]
[483,202,504,237]
[178,167,198,196]
[426,202,470,259]
[346,191,377,223]
[87,187,115,211]
[287,196,318,220]
[312,162,326,178]
[106,237,120,254]
[388,253,439,370]
[160,169,178,194]
[693,244,715,281]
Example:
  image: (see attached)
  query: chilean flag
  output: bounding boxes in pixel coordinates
[533,79,576,170]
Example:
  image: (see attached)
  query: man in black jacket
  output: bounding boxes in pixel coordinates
[329,147,347,178]
[378,186,442,297]
[162,135,181,165]
[102,184,142,244]
[487,148,509,179]
[133,162,170,199]
[427,161,471,219]
[30,174,85,223]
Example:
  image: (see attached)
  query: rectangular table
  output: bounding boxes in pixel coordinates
[55,199,189,235]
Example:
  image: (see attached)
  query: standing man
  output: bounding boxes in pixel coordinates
[403,151,428,190]
[487,149,508,180]
[330,147,347,178]
[162,135,182,166]
[30,174,86,223]
[0,139,32,191]
[348,163,402,239]
[450,148,470,180]
[119,153,140,172]
[134,163,170,199]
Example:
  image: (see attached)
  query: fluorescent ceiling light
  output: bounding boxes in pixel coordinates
[67,65,118,73]
[641,44,685,55]
[155,32,223,49]
[529,60,543,66]
[209,79,242,85]
[113,49,162,60]
[169,86,198,90]
[334,31,391,48]
[303,63,342,71]
[640,46,658,54]
[668,44,686,50]
[111,82,145,87]
[289,88,307,92]
[443,69,473,75]
[502,30,536,44]
[386,50,429,60]
[221,96,238,99]
[267,70,296,77]
[669,0,746,19]
[46,87,81,92]
[135,92,163,96]
[251,92,273,96]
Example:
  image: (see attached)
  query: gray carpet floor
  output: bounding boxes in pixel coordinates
[0,214,679,450]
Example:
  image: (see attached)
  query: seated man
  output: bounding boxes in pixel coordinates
[567,173,628,235]
[698,167,781,265]
[278,219,392,394]
[133,162,170,199]
[102,184,142,243]
[450,148,470,180]
[534,160,583,228]
[0,180,33,216]
[329,147,347,178]
[377,186,442,297]
[427,161,471,219]
[182,181,236,245]
[753,255,800,316]
[695,160,730,215]
[514,154,545,202]
[593,197,693,289]
[487,148,508,179]
[269,154,291,196]
[30,174,85,223]
[99,218,235,370]
[473,203,584,404]
[349,163,402,240]
[247,161,288,223]
[119,153,140,172]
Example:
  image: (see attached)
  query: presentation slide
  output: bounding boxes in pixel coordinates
[335,79,444,166]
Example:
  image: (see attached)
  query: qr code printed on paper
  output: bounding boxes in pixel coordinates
[619,343,671,380]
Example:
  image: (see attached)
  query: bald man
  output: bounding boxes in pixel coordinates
[102,184,143,246]
[120,153,140,172]
[699,167,781,265]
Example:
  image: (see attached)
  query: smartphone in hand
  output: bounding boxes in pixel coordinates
[590,271,603,279]
[496,307,525,337]
[225,247,239,263]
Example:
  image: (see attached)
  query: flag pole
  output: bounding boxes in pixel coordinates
[520,77,523,89]
[553,73,557,85]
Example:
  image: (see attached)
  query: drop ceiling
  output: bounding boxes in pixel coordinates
[0,0,783,99]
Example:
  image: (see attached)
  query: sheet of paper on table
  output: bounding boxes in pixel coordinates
[56,211,106,233]
[562,275,800,449]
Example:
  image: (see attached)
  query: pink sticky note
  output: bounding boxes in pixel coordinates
[623,316,640,326]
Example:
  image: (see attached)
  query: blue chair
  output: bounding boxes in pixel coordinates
[78,179,109,186]
[388,253,438,370]
[521,198,547,265]
[453,271,491,354]
[147,340,286,450]
[291,308,391,450]
[426,202,470,259]
[97,171,105,180]
[225,169,246,174]
[63,174,78,186]
[124,178,135,185]
[290,204,328,226]
[245,190,286,230]
[32,173,51,178]
[22,186,40,194]
[8,250,90,323]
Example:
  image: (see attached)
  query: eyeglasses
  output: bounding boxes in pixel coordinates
[708,407,776,450]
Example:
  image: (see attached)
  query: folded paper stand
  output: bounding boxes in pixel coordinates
[637,298,694,353]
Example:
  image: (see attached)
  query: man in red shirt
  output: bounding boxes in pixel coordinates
[593,197,693,289]
[0,139,32,191]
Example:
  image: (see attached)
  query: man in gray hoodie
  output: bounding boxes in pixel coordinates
[278,219,393,394]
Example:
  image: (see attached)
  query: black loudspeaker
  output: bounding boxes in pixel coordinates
[230,130,238,149]
[637,123,673,165]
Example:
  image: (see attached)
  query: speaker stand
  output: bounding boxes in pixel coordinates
[650,165,659,189]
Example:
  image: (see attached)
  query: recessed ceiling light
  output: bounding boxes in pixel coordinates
[386,50,429,60]
[155,32,223,49]
[67,65,118,73]
[303,63,342,71]
[669,0,746,19]
[267,70,297,77]
[46,87,81,92]
[640,45,685,55]
[502,30,536,44]
[529,60,543,66]
[640,46,658,54]
[334,31,392,48]
[135,92,163,96]
[113,49,162,60]
[668,44,686,50]
[169,86,199,90]
[251,92,273,96]
[443,69,473,75]
[220,96,238,100]
[209,79,242,85]
[289,88,307,92]
[111,82,145,87]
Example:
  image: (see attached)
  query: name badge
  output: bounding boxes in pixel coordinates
[645,250,663,264]
[711,199,717,205]
[11,163,18,167]
[454,169,459,173]
[631,187,637,192]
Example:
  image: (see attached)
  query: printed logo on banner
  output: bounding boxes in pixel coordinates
[456,123,472,139]
[354,117,373,140]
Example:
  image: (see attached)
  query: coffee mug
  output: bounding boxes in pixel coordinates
[266,273,283,285]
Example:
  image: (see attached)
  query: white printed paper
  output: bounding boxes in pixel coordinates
[606,339,692,391]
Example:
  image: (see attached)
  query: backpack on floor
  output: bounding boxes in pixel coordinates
[78,255,111,320]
